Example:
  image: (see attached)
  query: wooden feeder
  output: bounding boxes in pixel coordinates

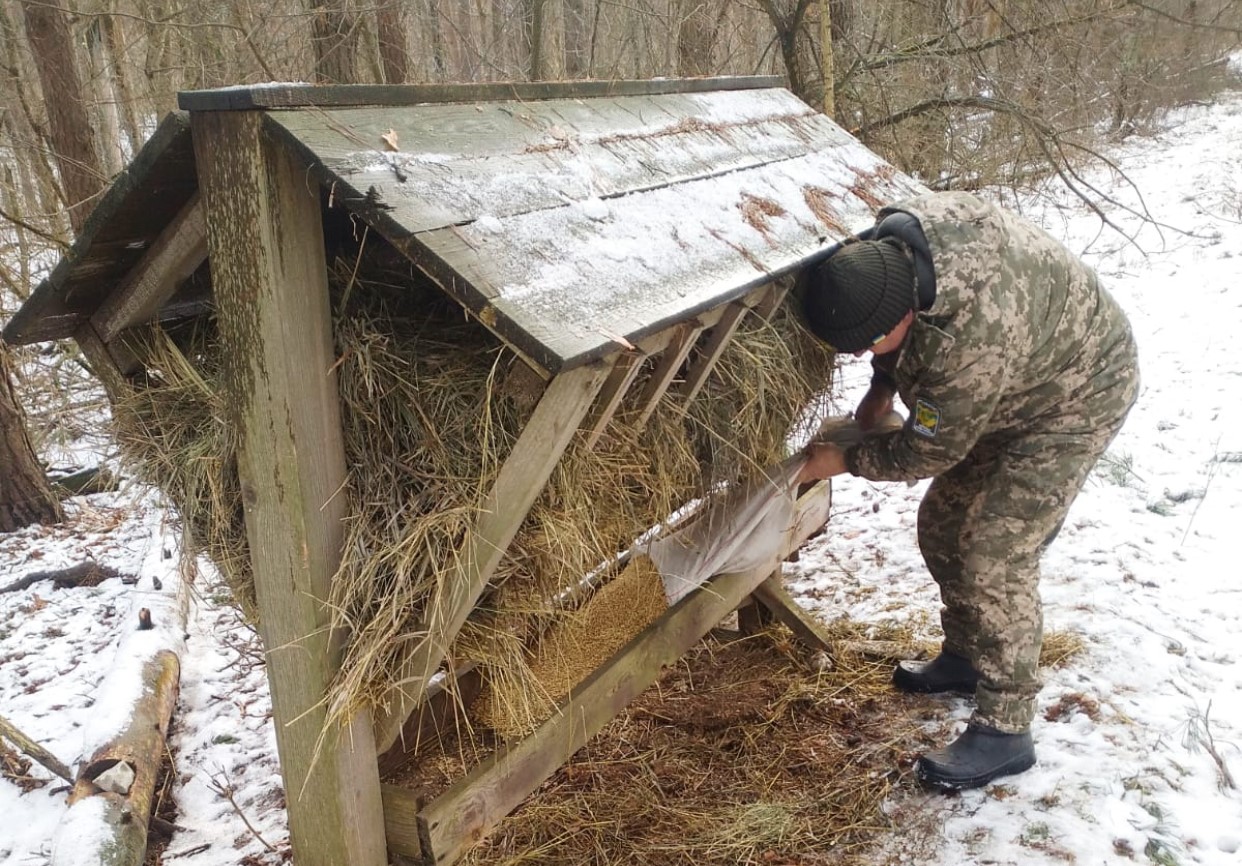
[4,78,923,866]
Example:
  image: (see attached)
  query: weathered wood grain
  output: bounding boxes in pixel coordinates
[90,193,206,341]
[191,109,387,866]
[177,76,784,111]
[372,361,611,755]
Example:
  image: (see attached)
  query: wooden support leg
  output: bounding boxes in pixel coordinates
[192,109,386,866]
[372,361,611,754]
[750,571,834,653]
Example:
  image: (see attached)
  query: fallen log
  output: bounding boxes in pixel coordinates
[50,466,121,497]
[49,582,186,866]
[0,561,124,594]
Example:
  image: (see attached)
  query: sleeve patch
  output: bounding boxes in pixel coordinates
[913,399,941,438]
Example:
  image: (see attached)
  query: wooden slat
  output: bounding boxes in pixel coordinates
[73,323,136,401]
[634,322,705,428]
[583,351,646,449]
[754,280,791,321]
[372,361,612,754]
[582,331,672,449]
[269,96,819,234]
[90,193,207,341]
[178,76,785,111]
[191,109,387,866]
[412,476,833,866]
[751,574,834,652]
[678,301,752,405]
[381,785,423,861]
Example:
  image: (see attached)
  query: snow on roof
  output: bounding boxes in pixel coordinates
[267,86,923,372]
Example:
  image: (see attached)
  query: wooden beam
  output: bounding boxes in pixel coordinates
[583,350,646,449]
[73,322,136,402]
[372,361,611,754]
[753,280,790,321]
[90,193,207,342]
[751,574,834,652]
[678,301,751,405]
[408,476,834,866]
[582,331,671,449]
[634,322,704,428]
[191,109,387,866]
[178,76,785,111]
[381,785,424,861]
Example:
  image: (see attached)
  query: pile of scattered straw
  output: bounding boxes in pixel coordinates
[387,620,1086,866]
[110,248,836,736]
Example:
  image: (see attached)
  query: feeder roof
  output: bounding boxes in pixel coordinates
[4,78,925,374]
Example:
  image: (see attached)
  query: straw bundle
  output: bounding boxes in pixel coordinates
[109,250,836,738]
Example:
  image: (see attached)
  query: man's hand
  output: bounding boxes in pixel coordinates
[855,383,896,432]
[798,442,849,484]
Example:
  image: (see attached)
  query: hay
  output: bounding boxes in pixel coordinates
[384,618,931,866]
[107,244,836,737]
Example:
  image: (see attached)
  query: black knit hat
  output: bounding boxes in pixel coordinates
[800,238,916,353]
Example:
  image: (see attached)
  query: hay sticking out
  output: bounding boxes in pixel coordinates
[111,324,252,616]
[475,555,669,740]
[106,246,836,737]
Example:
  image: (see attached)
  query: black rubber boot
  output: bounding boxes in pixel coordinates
[916,724,1036,790]
[892,652,980,694]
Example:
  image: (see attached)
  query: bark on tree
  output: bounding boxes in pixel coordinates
[375,1,410,83]
[309,0,360,84]
[20,0,106,235]
[759,0,816,104]
[524,0,546,80]
[0,341,62,533]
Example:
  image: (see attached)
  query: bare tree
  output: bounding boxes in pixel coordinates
[21,0,106,234]
[309,0,361,83]
[375,1,410,83]
[0,341,62,532]
[524,0,546,79]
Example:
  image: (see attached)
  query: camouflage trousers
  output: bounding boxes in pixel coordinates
[916,371,1138,732]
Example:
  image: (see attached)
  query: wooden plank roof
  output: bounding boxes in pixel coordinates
[5,79,926,374]
[4,112,197,344]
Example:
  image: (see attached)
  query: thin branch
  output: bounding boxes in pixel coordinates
[858,6,1128,72]
[1127,0,1242,35]
[0,203,70,249]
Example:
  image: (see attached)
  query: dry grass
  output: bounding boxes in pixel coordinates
[108,247,836,737]
[392,619,937,866]
[380,621,1088,866]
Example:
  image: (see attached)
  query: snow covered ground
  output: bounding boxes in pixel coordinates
[3,73,1241,865]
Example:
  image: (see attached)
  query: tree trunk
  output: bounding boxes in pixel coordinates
[563,0,590,78]
[524,0,545,80]
[0,341,62,533]
[21,0,106,235]
[375,1,410,83]
[308,0,360,84]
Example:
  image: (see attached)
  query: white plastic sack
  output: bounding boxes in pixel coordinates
[645,454,809,605]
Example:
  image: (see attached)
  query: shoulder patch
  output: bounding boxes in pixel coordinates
[913,399,941,438]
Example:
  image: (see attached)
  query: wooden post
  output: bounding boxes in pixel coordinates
[191,110,387,866]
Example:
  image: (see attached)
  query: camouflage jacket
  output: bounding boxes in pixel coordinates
[845,191,1139,482]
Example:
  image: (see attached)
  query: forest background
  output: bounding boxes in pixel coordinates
[2,0,1242,677]
[3,0,1242,517]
